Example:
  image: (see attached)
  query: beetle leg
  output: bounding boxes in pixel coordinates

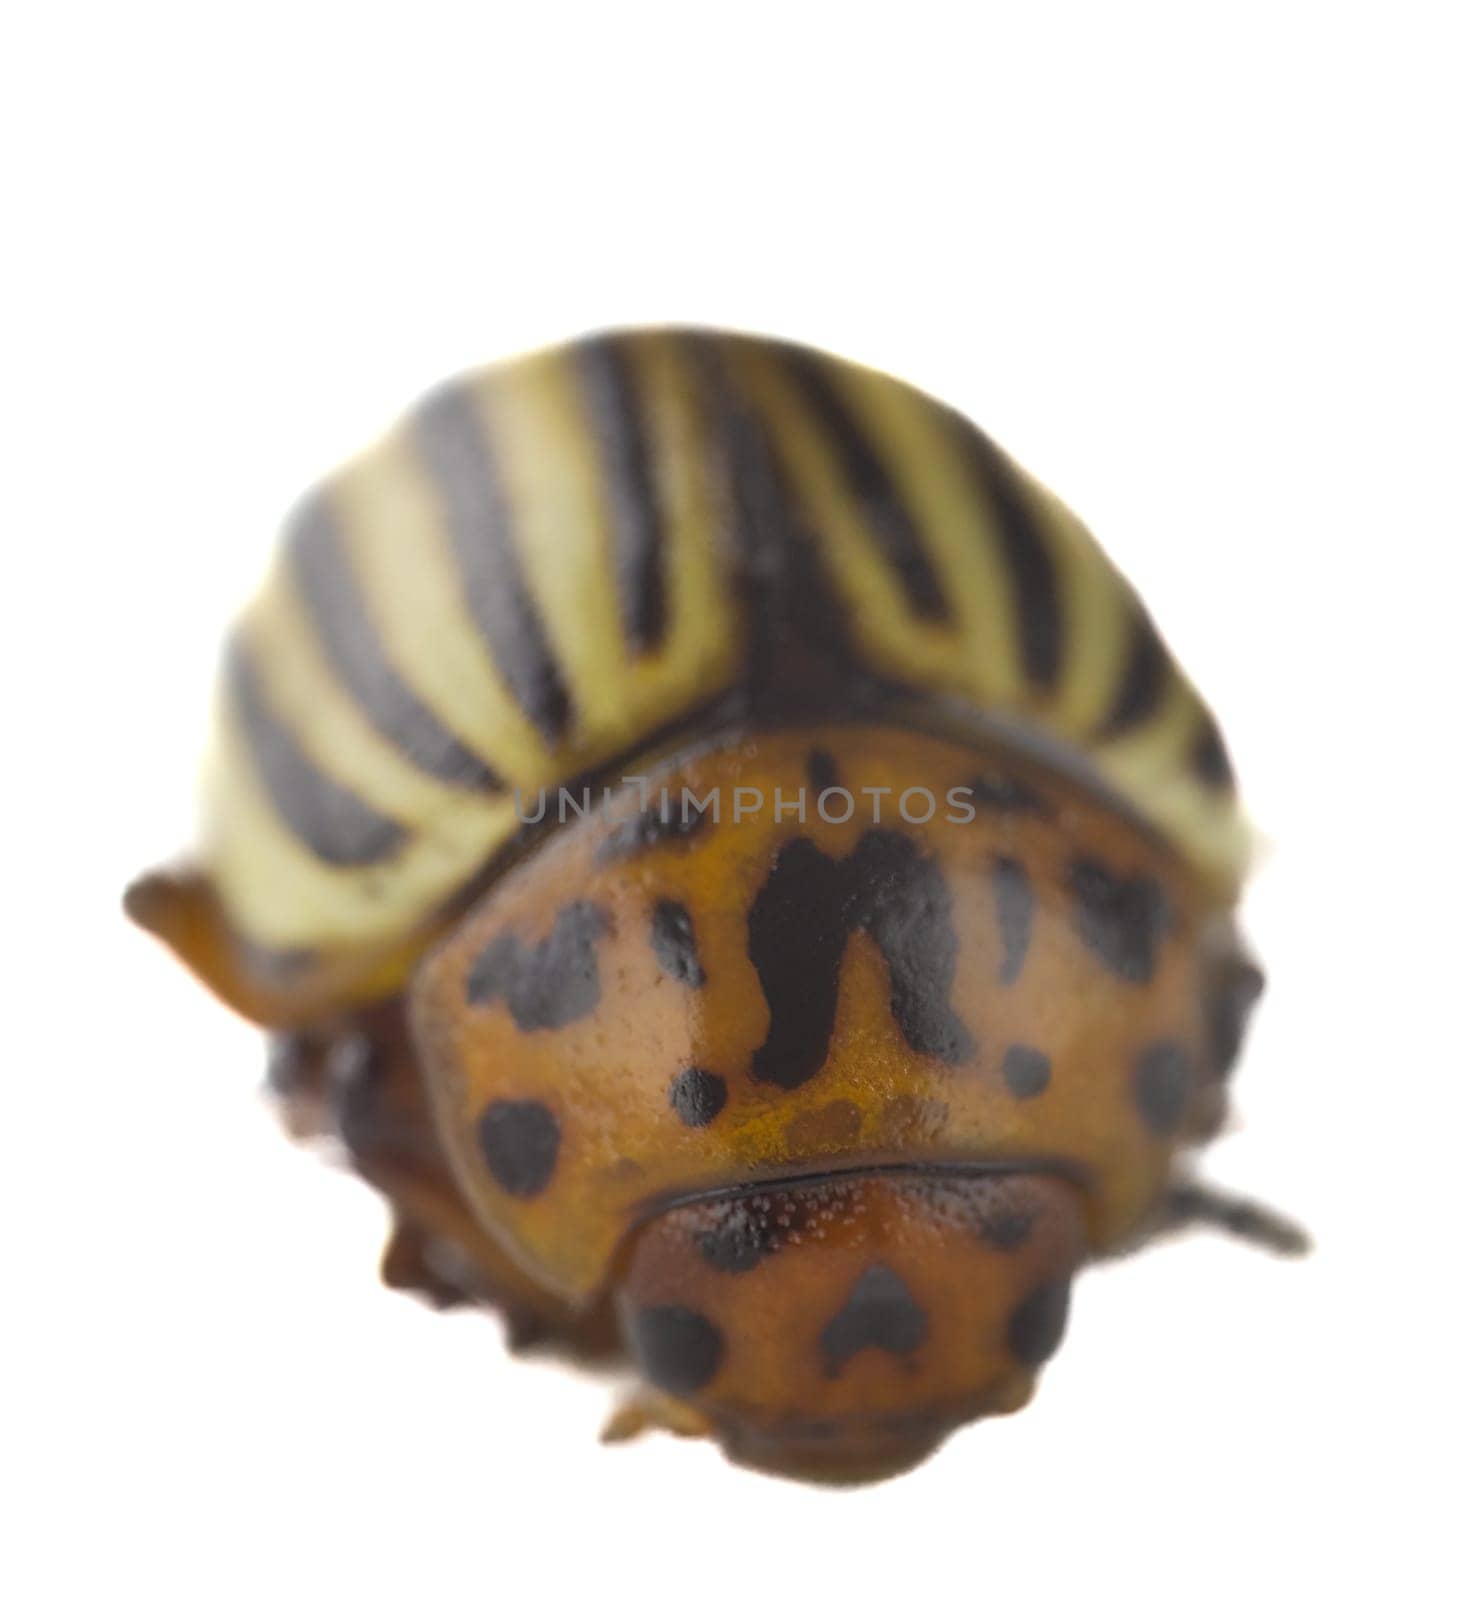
[261,1003,625,1357]
[379,1219,476,1310]
[602,1387,713,1446]
[1154,1181,1311,1257]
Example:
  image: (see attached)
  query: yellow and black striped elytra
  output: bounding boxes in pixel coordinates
[165,327,1249,967]
[129,328,1301,1482]
[410,381,576,745]
[286,492,504,792]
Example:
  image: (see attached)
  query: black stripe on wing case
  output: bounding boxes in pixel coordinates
[225,642,408,866]
[777,346,951,622]
[1096,602,1172,738]
[288,495,501,791]
[412,384,573,746]
[677,333,867,714]
[1190,709,1236,791]
[575,337,668,653]
[953,420,1064,689]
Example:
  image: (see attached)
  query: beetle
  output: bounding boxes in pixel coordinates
[128,328,1304,1480]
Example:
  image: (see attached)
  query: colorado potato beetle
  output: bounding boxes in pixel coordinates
[128,329,1303,1480]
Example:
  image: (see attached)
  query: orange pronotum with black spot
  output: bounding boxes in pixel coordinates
[128,328,1298,1480]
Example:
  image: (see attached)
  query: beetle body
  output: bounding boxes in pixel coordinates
[129,329,1295,1479]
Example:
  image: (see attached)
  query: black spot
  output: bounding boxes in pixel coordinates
[1007,1278,1072,1367]
[626,1304,725,1395]
[694,1194,800,1273]
[650,899,706,988]
[749,830,972,1090]
[978,1195,1039,1252]
[852,831,974,1065]
[669,1066,728,1128]
[1206,957,1265,1078]
[1002,1043,1052,1100]
[991,855,1035,985]
[806,747,842,794]
[748,839,843,1089]
[1134,1041,1194,1136]
[465,901,611,1030]
[819,1264,929,1377]
[967,772,1051,815]
[476,1098,561,1197]
[595,799,709,865]
[1068,857,1169,984]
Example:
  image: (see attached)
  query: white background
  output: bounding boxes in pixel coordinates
[6,4,1479,1595]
